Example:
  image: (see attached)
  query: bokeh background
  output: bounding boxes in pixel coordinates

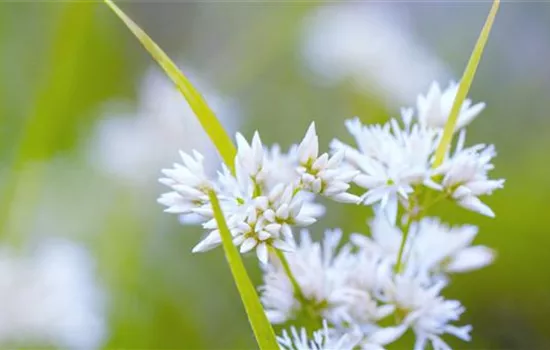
[1,1,550,349]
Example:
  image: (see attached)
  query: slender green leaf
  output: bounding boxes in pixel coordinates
[1,4,96,242]
[103,3,278,346]
[208,190,279,349]
[103,0,237,173]
[433,0,500,168]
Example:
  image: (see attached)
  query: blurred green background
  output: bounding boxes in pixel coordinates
[1,1,550,349]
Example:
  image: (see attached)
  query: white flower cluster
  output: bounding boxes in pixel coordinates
[158,123,359,264]
[331,81,503,224]
[90,66,238,186]
[0,240,106,349]
[301,3,449,105]
[158,81,503,349]
[262,215,493,350]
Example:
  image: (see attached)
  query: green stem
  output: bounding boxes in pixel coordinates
[273,248,323,332]
[394,215,413,274]
[394,189,448,273]
[273,248,307,302]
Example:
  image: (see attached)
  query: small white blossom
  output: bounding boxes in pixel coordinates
[230,192,307,264]
[260,229,355,324]
[384,276,472,350]
[278,321,361,350]
[416,81,485,130]
[407,218,495,275]
[235,131,267,183]
[0,241,106,349]
[435,131,504,217]
[335,245,395,326]
[353,214,494,279]
[264,144,301,187]
[298,123,360,203]
[331,117,438,224]
[158,150,213,217]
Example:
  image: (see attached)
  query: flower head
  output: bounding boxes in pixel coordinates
[260,229,355,324]
[158,150,213,216]
[331,116,438,224]
[0,241,106,349]
[332,83,503,221]
[353,214,494,279]
[298,123,360,203]
[435,132,504,217]
[416,81,485,130]
[385,276,472,350]
[158,124,357,263]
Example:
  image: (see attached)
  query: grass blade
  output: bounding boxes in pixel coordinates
[104,0,237,173]
[208,190,279,349]
[433,0,500,168]
[104,2,278,347]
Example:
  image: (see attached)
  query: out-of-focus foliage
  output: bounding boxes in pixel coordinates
[1,2,550,349]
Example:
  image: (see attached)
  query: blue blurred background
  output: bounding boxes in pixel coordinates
[1,1,549,349]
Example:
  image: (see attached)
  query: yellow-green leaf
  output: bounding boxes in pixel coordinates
[433,0,500,168]
[208,190,279,349]
[103,2,278,348]
[104,0,237,173]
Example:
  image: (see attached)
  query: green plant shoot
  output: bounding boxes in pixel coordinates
[433,0,500,168]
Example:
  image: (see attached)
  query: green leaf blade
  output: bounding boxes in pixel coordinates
[104,2,277,348]
[433,0,500,168]
[208,190,279,350]
[104,0,237,173]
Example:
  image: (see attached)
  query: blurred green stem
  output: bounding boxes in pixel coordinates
[395,213,414,274]
[272,247,322,331]
[0,3,95,244]
[273,247,306,302]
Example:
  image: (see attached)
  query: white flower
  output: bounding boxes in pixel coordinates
[416,81,485,130]
[330,239,395,327]
[407,218,494,275]
[301,3,449,105]
[331,117,438,224]
[230,194,299,264]
[158,146,323,262]
[278,321,361,350]
[355,215,494,278]
[158,150,213,217]
[263,144,301,188]
[89,66,238,185]
[384,276,471,350]
[0,240,106,349]
[260,229,355,324]
[298,123,360,204]
[158,123,360,263]
[435,131,504,217]
[235,131,267,183]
